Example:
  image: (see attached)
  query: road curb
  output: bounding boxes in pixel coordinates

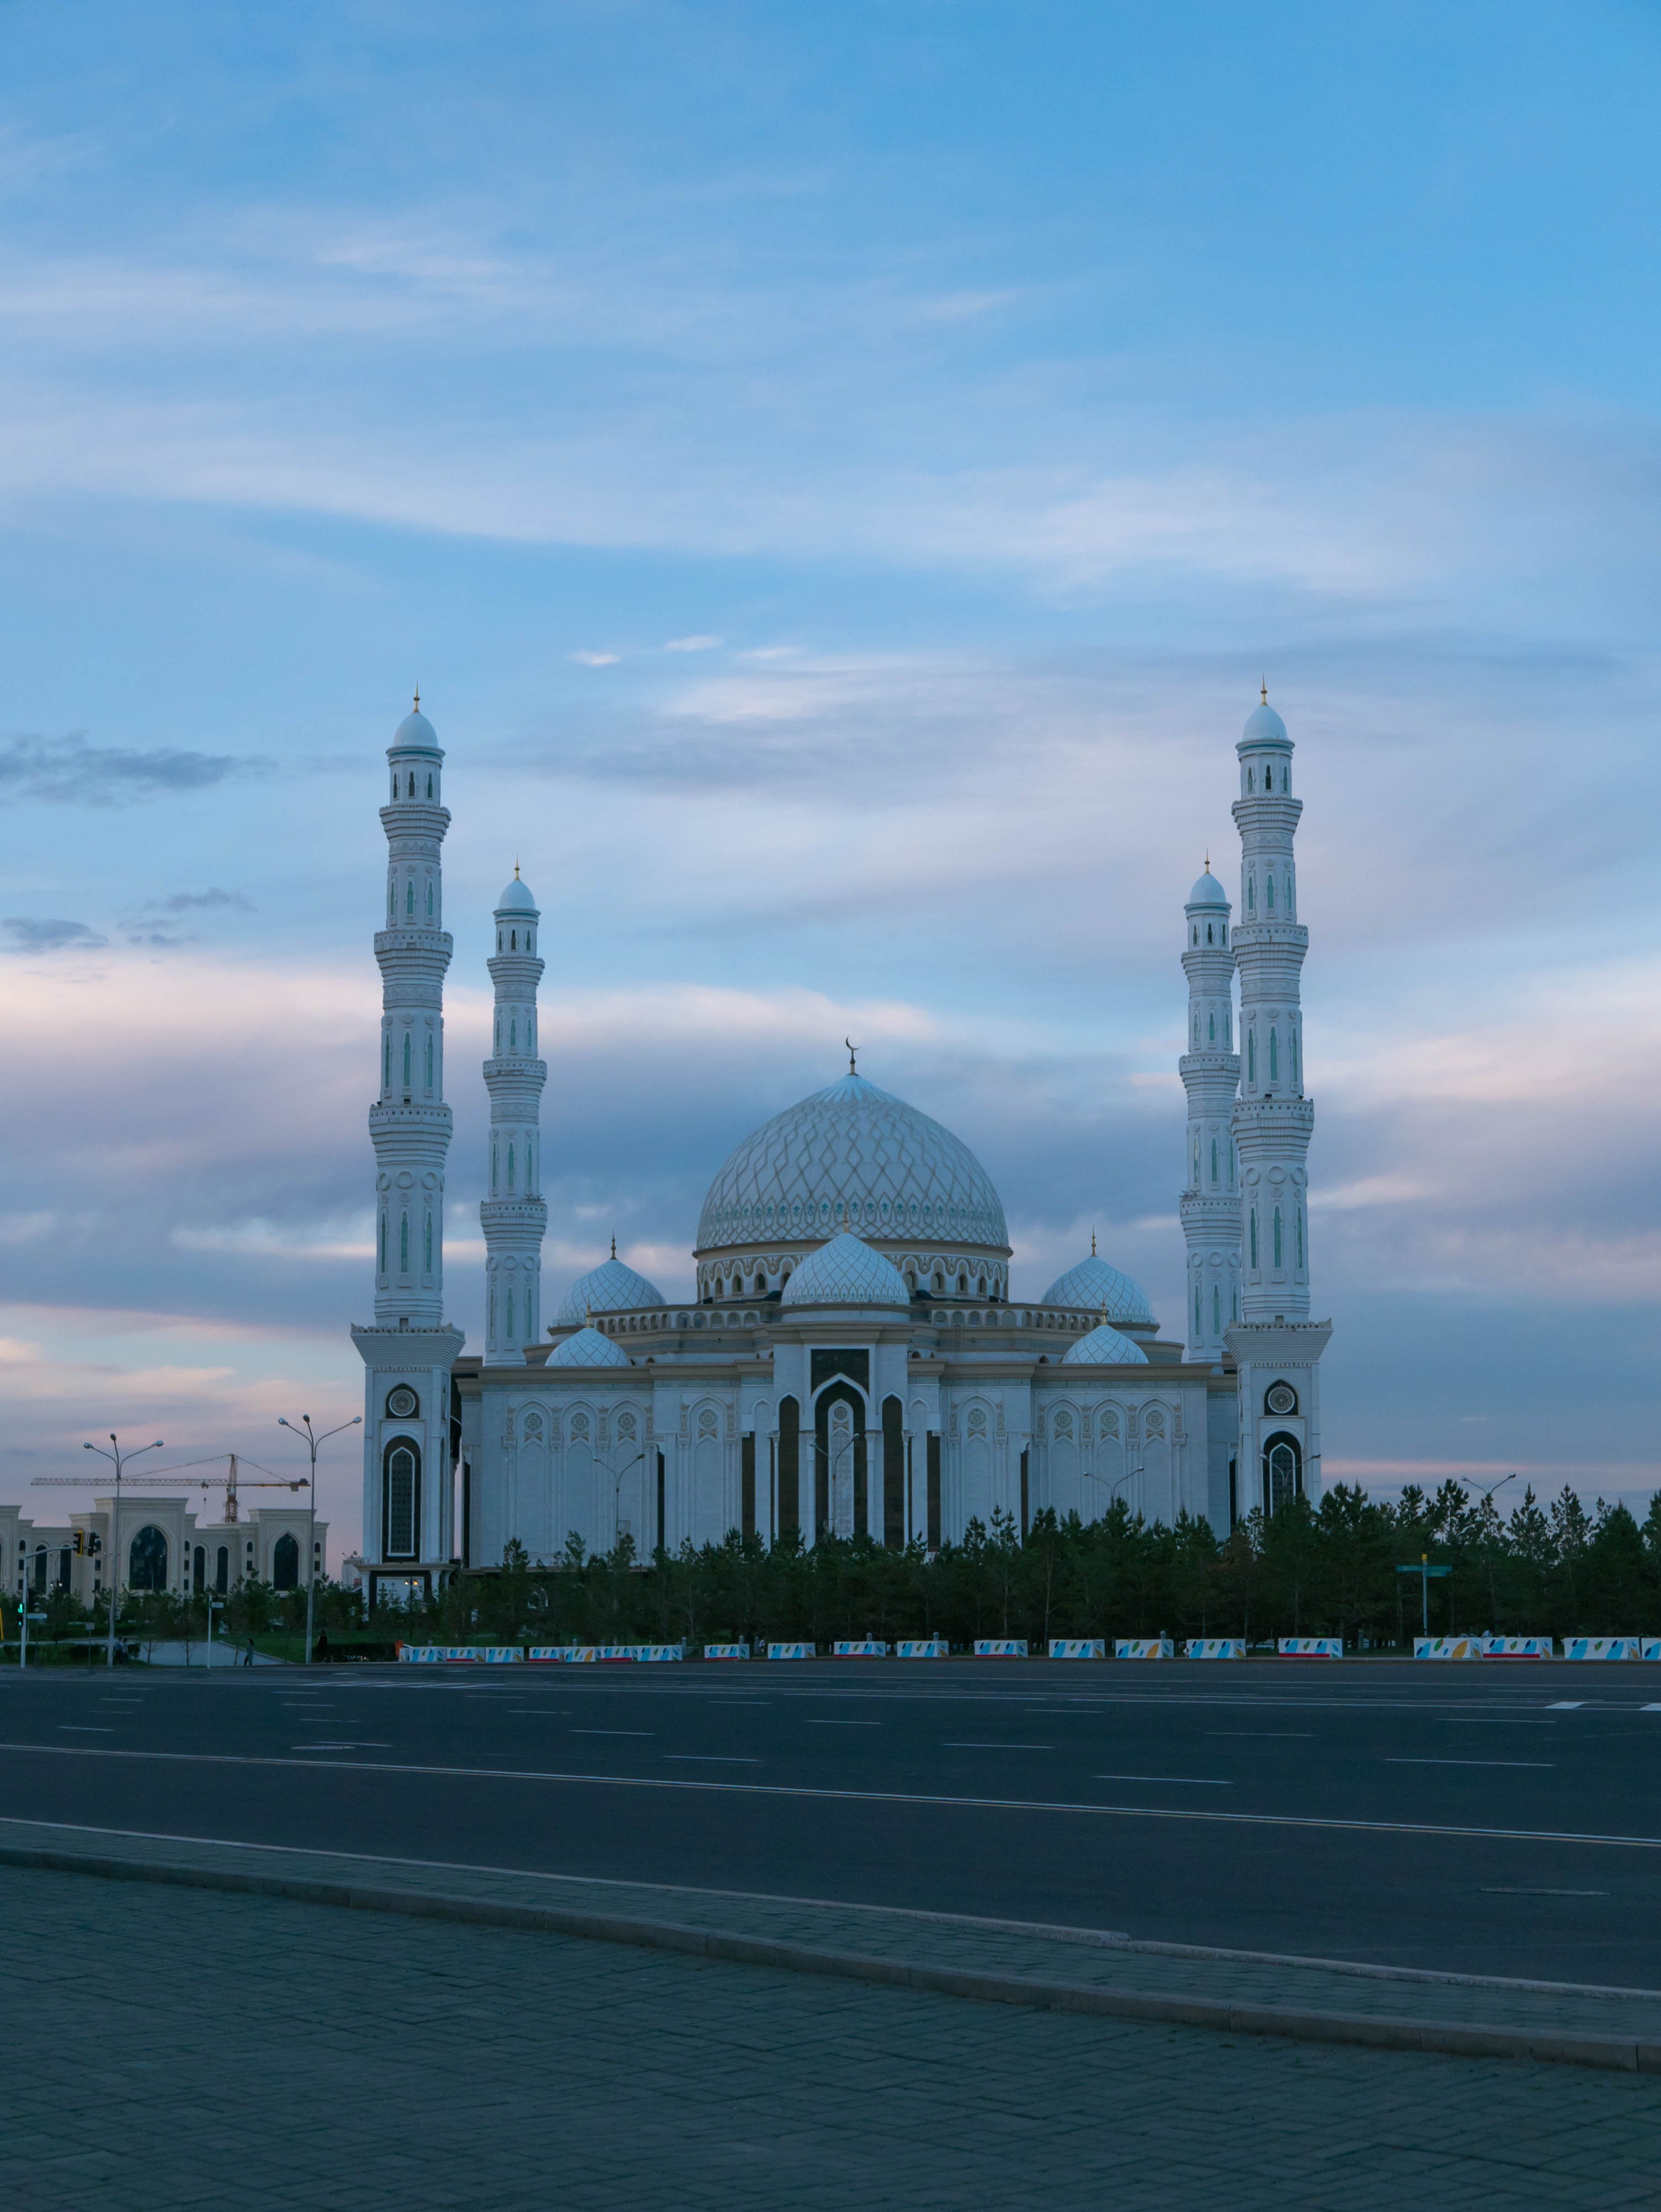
[2,1839,1655,2072]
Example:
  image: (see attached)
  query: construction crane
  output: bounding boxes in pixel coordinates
[33,1453,307,1522]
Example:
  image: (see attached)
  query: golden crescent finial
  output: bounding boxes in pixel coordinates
[845,1036,858,1075]
[1260,676,1268,704]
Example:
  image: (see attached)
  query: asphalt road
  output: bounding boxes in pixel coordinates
[3,1657,1658,1985]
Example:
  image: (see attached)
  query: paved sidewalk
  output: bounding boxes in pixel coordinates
[3,1814,1660,2054]
[2,1855,1657,2212]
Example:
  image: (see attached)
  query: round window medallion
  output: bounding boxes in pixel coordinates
[387,1385,418,1418]
[1266,1381,1297,1417]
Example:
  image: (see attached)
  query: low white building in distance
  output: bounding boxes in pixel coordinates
[2,1497,328,1607]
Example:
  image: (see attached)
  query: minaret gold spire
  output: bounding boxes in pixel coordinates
[845,1036,859,1075]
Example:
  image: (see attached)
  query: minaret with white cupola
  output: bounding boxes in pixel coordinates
[1224,687,1330,1516]
[481,867,547,1361]
[1179,860,1240,1362]
[350,695,465,1600]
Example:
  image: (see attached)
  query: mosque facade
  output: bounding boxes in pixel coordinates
[349,695,1329,1599]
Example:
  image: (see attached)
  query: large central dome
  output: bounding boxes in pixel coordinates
[695,1073,1009,1257]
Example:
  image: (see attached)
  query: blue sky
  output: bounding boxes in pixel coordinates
[3,0,1660,1549]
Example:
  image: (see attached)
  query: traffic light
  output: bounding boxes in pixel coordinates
[72,1532,84,1556]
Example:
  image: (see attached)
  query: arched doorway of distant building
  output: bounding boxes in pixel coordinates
[129,1525,168,1591]
[273,1533,300,1590]
[1263,1432,1302,1516]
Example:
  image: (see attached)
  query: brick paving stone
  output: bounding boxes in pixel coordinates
[3,1863,1659,2212]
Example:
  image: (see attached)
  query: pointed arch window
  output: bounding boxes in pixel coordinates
[1212,1283,1221,1334]
[509,1018,517,1052]
[425,880,434,917]
[1208,1010,1216,1041]
[402,1034,412,1088]
[1296,1208,1305,1269]
[1273,1207,1284,1267]
[507,1142,515,1192]
[1194,1285,1202,1337]
[1246,768,1254,793]
[1266,873,1275,910]
[1206,922,1214,944]
[1210,1136,1219,1184]
[407,772,415,798]
[423,1211,433,1271]
[405,878,415,916]
[383,1033,391,1089]
[1248,1030,1256,1082]
[1191,925,1198,945]
[1285,875,1293,915]
[491,1141,498,1193]
[424,1035,434,1089]
[399,1211,409,1273]
[1192,1136,1201,1186]
[510,929,517,951]
[506,1288,515,1342]
[1228,1144,1236,1187]
[1291,1028,1300,1084]
[1269,1029,1279,1082]
[379,1211,387,1273]
[426,772,433,799]
[1250,1210,1259,1268]
[1247,875,1256,912]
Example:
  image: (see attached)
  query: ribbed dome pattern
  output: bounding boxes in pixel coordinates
[1061,1321,1149,1366]
[547,1325,631,1368]
[780,1233,909,1309]
[552,1257,666,1328]
[1041,1253,1153,1326]
[696,1074,1008,1254]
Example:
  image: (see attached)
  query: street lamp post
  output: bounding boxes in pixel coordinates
[82,1435,165,1670]
[277,1415,361,1665]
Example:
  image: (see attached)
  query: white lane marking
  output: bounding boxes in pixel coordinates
[1206,1731,1312,1738]
[1384,1757,1554,1769]
[1437,1719,1553,1726]
[943,1742,1053,1751]
[806,1720,883,1727]
[1548,1701,1585,1710]
[1094,1774,1232,1787]
[570,1729,654,1737]
[291,1742,392,1751]
[8,1741,1661,1850]
[1481,1886,1607,1897]
[1644,1704,1661,1714]
[59,1726,114,1734]
[662,1754,762,1764]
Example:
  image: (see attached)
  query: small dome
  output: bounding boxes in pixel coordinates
[553,1256,666,1328]
[547,1324,630,1369]
[1187,869,1229,908]
[780,1232,909,1309]
[1041,1253,1154,1326]
[496,875,537,914]
[392,705,440,752]
[1062,1321,1149,1366]
[1241,700,1289,746]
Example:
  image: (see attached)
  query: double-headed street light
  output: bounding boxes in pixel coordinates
[82,1435,165,1669]
[276,1415,361,1664]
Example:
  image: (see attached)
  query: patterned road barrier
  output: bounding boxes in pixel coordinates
[895,1638,949,1658]
[832,1640,890,1657]
[1278,1637,1344,1658]
[1183,1639,1247,1659]
[526,1646,598,1663]
[1645,1640,1661,1661]
[1048,1639,1106,1659]
[1114,1638,1174,1660]
[1564,1637,1642,1661]
[397,1645,524,1663]
[973,1639,1029,1658]
[765,1641,815,1660]
[590,1644,683,1662]
[1480,1636,1555,1658]
[1413,1636,1482,1659]
[701,1644,749,1660]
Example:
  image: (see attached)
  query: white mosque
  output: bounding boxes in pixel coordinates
[348,693,1330,1601]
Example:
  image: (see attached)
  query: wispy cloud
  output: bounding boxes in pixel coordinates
[0,732,252,805]
[3,917,108,951]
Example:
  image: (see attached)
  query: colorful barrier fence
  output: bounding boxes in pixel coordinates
[1048,1639,1106,1660]
[1278,1637,1344,1658]
[974,1639,1028,1657]
[832,1640,890,1657]
[1184,1639,1247,1660]
[1563,1637,1642,1661]
[397,1645,523,1663]
[526,1646,597,1662]
[701,1644,749,1661]
[765,1641,815,1660]
[895,1638,949,1658]
[1413,1636,1482,1659]
[1114,1637,1174,1660]
[1481,1636,1554,1658]
[1646,1641,1661,1661]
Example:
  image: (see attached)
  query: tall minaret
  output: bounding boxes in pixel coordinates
[1225,688,1330,1516]
[481,868,547,1362]
[351,697,465,1596]
[1179,862,1240,1363]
